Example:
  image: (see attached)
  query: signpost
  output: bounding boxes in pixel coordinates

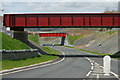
[103,55,111,76]
[98,43,101,53]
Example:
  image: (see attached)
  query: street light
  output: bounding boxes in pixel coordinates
[0,8,5,33]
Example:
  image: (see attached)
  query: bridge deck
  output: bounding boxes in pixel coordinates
[3,13,120,28]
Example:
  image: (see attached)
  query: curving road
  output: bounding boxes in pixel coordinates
[3,46,91,78]
[2,46,119,79]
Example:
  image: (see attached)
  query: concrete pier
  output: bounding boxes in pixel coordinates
[13,31,28,43]
[61,37,66,45]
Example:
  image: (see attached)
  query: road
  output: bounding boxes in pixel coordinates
[2,46,119,79]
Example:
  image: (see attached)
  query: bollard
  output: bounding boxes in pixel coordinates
[103,55,111,76]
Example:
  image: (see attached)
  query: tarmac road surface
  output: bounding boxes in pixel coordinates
[2,46,119,79]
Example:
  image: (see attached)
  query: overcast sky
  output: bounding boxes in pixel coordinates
[0,0,120,2]
[0,0,119,15]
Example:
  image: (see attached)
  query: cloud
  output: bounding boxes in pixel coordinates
[3,2,13,6]
[0,0,119,2]
[27,2,33,7]
[2,2,118,14]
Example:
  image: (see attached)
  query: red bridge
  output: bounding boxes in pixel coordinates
[39,33,66,45]
[40,33,66,37]
[3,13,120,28]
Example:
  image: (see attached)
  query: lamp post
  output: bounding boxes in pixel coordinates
[0,8,4,32]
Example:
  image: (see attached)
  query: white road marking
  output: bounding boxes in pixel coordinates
[91,66,94,70]
[86,57,119,79]
[95,63,99,66]
[1,51,65,76]
[91,63,93,66]
[97,74,99,78]
[111,72,119,79]
[86,71,92,76]
[85,57,93,76]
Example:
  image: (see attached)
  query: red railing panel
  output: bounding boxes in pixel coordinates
[15,17,25,26]
[50,17,60,26]
[27,17,37,26]
[85,17,89,26]
[73,17,83,26]
[102,17,113,26]
[40,33,66,37]
[61,17,72,26]
[38,17,48,26]
[91,17,101,26]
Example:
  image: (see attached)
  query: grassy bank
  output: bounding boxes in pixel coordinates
[2,32,30,50]
[2,46,60,70]
[68,35,84,45]
[28,35,39,44]
[2,55,58,70]
[2,33,60,70]
[42,46,59,55]
[64,45,120,60]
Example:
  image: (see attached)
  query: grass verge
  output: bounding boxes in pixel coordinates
[41,46,59,55]
[68,35,84,45]
[28,35,39,44]
[2,32,30,50]
[2,55,58,70]
[2,46,60,70]
[64,45,120,60]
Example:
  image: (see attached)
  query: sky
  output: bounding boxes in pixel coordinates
[0,0,119,15]
[0,0,120,2]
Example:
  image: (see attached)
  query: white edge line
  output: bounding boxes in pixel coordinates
[1,51,65,76]
[85,57,93,77]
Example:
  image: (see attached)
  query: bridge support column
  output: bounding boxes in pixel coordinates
[11,28,28,43]
[65,34,69,45]
[61,37,65,45]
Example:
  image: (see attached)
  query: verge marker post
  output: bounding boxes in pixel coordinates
[103,55,111,76]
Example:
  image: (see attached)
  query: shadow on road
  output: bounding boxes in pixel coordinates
[26,41,48,55]
[113,51,120,57]
[25,42,119,59]
[47,54,104,58]
[42,44,62,46]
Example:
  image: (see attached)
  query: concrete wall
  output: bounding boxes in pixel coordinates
[1,49,40,60]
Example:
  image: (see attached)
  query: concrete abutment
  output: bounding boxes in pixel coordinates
[10,28,28,43]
